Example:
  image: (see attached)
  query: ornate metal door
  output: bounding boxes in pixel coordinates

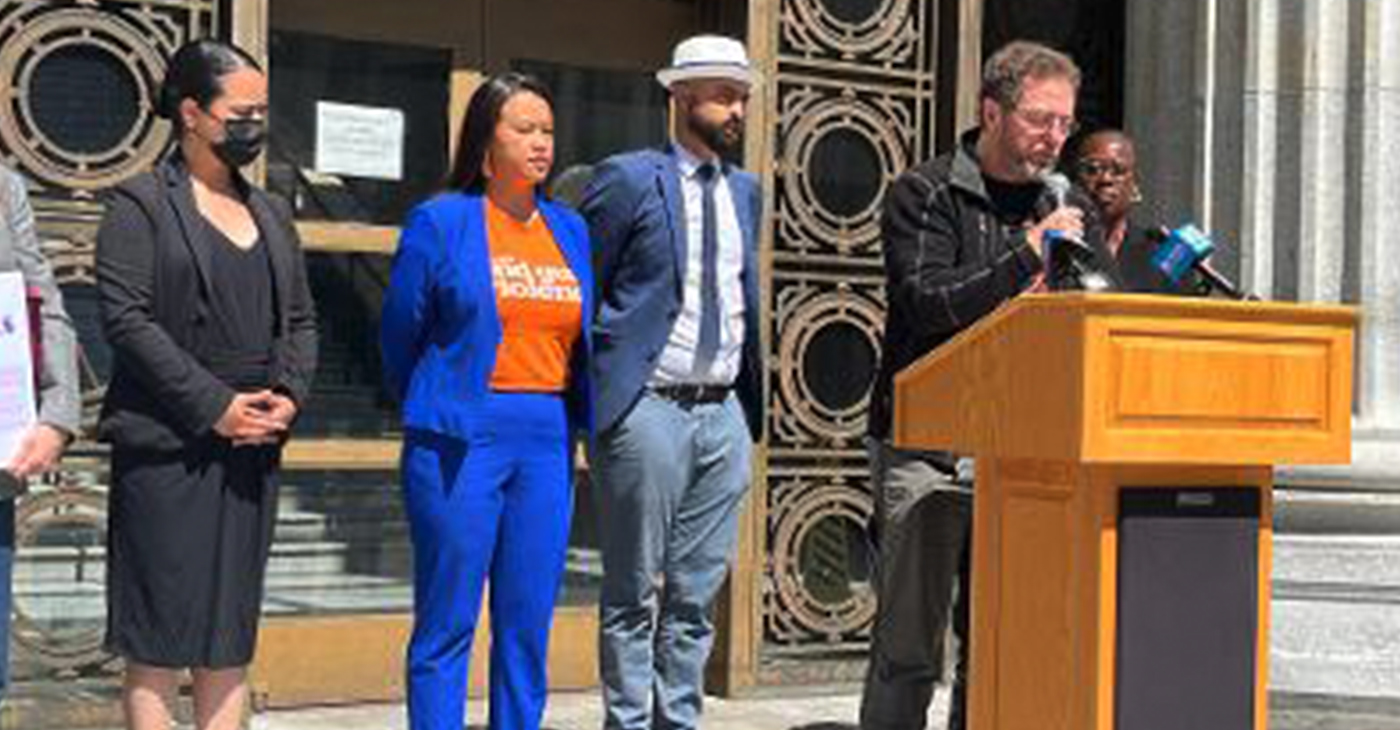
[757,0,937,663]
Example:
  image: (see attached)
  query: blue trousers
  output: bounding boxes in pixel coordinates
[592,392,752,730]
[402,393,573,730]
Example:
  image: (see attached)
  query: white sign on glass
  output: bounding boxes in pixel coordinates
[315,101,406,181]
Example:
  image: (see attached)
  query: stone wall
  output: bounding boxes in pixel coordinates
[1126,0,1400,468]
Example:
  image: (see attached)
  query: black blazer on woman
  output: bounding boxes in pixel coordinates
[95,157,318,452]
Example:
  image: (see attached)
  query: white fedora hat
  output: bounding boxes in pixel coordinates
[656,35,757,89]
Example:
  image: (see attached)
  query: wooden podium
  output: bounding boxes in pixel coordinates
[892,293,1356,730]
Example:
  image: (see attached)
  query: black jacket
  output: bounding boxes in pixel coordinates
[867,131,1111,443]
[95,157,319,451]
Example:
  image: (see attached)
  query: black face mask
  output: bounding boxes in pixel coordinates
[212,117,266,168]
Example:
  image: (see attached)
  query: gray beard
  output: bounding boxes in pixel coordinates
[1020,157,1057,182]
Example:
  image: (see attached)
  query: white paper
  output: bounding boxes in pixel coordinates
[0,271,37,466]
[315,101,405,181]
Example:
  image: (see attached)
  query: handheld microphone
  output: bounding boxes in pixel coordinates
[1036,173,1112,291]
[1148,224,1251,300]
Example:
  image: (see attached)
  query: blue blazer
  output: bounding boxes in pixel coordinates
[580,147,764,438]
[381,192,594,439]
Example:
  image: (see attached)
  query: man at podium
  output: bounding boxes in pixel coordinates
[861,41,1090,730]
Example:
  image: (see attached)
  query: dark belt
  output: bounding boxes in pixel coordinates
[650,383,732,404]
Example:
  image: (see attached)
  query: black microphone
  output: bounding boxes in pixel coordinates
[1146,224,1252,300]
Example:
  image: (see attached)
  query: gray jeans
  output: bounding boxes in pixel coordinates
[592,392,753,730]
[860,440,972,730]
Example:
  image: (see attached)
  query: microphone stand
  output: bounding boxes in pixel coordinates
[1194,262,1250,301]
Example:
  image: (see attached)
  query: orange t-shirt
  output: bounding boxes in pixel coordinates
[486,200,582,393]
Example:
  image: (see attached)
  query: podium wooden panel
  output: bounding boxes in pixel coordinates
[892,293,1356,730]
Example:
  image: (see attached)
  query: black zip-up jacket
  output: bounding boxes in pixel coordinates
[867,130,1107,444]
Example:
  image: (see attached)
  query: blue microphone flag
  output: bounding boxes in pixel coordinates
[1151,224,1217,285]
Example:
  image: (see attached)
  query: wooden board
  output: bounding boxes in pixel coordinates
[281,439,401,470]
[296,221,400,256]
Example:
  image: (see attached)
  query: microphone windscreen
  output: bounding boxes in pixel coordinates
[1039,171,1072,208]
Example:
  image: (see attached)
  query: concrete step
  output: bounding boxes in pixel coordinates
[1271,482,1400,700]
[269,508,334,543]
[14,567,417,625]
[263,578,412,615]
[1273,595,1400,698]
[275,517,410,545]
[1274,534,1400,588]
[13,539,400,580]
[11,543,601,625]
[281,491,404,517]
[266,540,392,577]
[302,386,383,404]
[1276,487,1400,535]
[294,420,400,439]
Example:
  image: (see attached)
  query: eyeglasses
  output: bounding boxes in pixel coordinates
[1077,159,1132,179]
[1013,107,1077,135]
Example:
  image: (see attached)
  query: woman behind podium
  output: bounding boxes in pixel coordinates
[95,40,317,730]
[1071,129,1200,294]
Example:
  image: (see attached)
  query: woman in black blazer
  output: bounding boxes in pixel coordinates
[95,40,317,730]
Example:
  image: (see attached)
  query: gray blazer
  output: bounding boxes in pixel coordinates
[0,166,80,435]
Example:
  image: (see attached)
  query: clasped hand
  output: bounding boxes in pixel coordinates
[214,390,298,447]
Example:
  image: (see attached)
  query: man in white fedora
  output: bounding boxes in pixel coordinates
[581,35,765,730]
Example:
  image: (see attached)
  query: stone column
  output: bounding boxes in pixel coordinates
[1123,0,1246,276]
[1240,0,1279,297]
[1123,0,1210,233]
[1293,0,1348,305]
[1355,0,1400,443]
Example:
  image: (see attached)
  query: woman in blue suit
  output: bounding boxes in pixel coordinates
[381,72,592,730]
